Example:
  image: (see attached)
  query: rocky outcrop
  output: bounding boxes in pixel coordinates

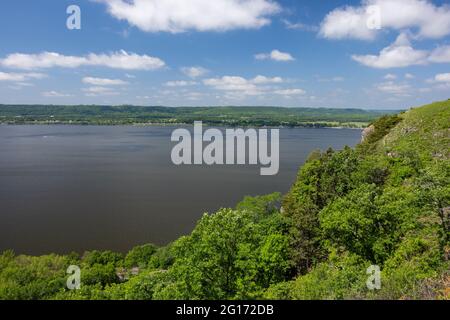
[361,125,375,143]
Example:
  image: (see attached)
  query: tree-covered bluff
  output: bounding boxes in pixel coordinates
[0,100,448,300]
[0,104,389,128]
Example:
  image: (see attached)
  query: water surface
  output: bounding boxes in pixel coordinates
[0,125,361,255]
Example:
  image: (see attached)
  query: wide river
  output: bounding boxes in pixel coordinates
[0,125,361,255]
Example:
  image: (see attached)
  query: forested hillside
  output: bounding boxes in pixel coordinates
[0,104,388,127]
[0,100,448,300]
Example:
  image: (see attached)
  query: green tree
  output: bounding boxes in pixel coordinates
[124,244,157,269]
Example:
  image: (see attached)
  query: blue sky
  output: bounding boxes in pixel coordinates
[0,0,449,109]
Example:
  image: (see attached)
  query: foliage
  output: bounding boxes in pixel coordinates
[365,114,403,144]
[124,244,157,269]
[157,204,293,300]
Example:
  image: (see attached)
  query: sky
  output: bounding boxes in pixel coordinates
[0,0,449,109]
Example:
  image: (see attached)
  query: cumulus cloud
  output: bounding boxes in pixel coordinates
[42,91,72,97]
[184,92,207,101]
[86,51,165,70]
[255,49,295,62]
[0,51,165,70]
[319,3,375,40]
[203,74,304,99]
[204,76,260,94]
[428,45,450,63]
[251,75,284,84]
[274,88,306,95]
[82,77,128,86]
[351,33,428,68]
[0,72,46,82]
[384,73,397,80]
[82,86,120,96]
[317,76,345,82]
[96,0,280,33]
[181,66,209,78]
[319,0,450,40]
[430,73,450,90]
[203,75,284,93]
[433,73,450,82]
[375,81,411,95]
[165,80,197,87]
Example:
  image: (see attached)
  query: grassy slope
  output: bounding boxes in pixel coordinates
[373,100,449,299]
[281,100,449,300]
[382,100,450,161]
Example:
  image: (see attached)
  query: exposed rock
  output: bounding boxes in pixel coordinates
[361,125,375,143]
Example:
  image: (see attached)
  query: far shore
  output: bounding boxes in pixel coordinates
[0,121,368,129]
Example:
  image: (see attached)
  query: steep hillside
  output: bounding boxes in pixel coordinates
[280,100,449,299]
[383,100,450,162]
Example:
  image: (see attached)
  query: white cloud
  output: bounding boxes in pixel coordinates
[82,86,120,96]
[1,52,86,70]
[319,4,375,40]
[428,74,450,90]
[274,88,306,95]
[13,82,34,87]
[0,72,46,82]
[86,51,165,70]
[384,73,397,80]
[375,81,411,95]
[1,50,165,70]
[181,66,209,79]
[204,76,260,94]
[42,91,72,97]
[251,75,283,84]
[165,80,197,87]
[254,53,266,60]
[203,75,304,100]
[82,77,128,86]
[351,33,428,68]
[96,0,280,33]
[203,75,285,93]
[255,49,295,62]
[434,73,450,83]
[404,73,415,79]
[203,75,290,100]
[184,92,206,101]
[317,76,345,82]
[320,0,450,40]
[429,45,450,63]
[282,19,318,32]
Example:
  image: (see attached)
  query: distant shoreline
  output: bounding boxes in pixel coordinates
[0,104,389,129]
[0,121,368,129]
